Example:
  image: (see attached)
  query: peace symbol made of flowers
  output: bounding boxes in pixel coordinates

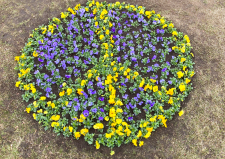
[14,0,195,153]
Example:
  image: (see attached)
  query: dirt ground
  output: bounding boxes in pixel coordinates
[0,0,225,158]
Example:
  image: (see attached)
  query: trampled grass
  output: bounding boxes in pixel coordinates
[0,0,225,158]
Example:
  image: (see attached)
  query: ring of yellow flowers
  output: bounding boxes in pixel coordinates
[14,0,195,153]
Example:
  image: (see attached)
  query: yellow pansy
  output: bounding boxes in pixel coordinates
[180,58,186,63]
[181,46,186,53]
[15,56,20,61]
[109,98,115,104]
[53,18,61,24]
[15,81,21,87]
[99,35,104,40]
[179,83,186,92]
[139,141,144,147]
[51,122,59,127]
[177,71,184,78]
[51,115,60,121]
[104,116,109,121]
[69,126,73,132]
[184,35,190,43]
[61,12,68,19]
[80,128,89,136]
[51,103,55,108]
[93,123,104,129]
[109,107,116,117]
[81,80,86,86]
[163,24,168,28]
[166,88,175,96]
[77,88,83,95]
[144,131,151,139]
[160,17,165,24]
[59,90,65,96]
[137,130,142,138]
[88,73,93,78]
[31,88,36,93]
[105,133,112,138]
[33,113,36,119]
[74,4,80,10]
[168,97,173,104]
[116,108,123,113]
[190,71,195,77]
[68,7,76,14]
[80,114,86,120]
[150,116,157,122]
[139,9,144,14]
[146,127,153,132]
[116,119,122,125]
[153,85,158,92]
[67,88,72,95]
[132,139,137,146]
[179,110,184,116]
[40,96,46,101]
[63,127,67,131]
[37,109,43,113]
[172,31,178,36]
[158,115,167,128]
[144,84,152,91]
[111,61,116,66]
[62,82,67,87]
[47,101,51,106]
[109,21,113,27]
[139,78,145,87]
[169,23,174,28]
[33,51,38,57]
[26,107,31,113]
[185,78,191,84]
[115,100,123,106]
[96,140,100,149]
[33,101,38,108]
[74,132,81,139]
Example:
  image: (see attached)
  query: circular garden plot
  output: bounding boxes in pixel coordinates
[15,0,195,153]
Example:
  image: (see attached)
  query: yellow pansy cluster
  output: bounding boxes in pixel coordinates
[93,123,104,129]
[18,68,30,78]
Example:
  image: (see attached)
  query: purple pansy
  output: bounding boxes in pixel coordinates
[128,117,133,121]
[91,108,97,113]
[83,110,89,117]
[46,87,51,93]
[98,97,104,101]
[98,117,104,121]
[160,79,165,84]
[131,57,137,62]
[65,75,71,78]
[100,108,104,112]
[162,68,167,72]
[38,58,44,62]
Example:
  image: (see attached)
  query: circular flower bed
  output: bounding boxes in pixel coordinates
[15,0,195,153]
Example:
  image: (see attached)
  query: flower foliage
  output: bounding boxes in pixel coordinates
[14,0,195,151]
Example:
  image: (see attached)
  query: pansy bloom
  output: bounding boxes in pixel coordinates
[15,0,194,154]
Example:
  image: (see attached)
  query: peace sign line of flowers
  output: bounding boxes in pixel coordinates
[14,0,195,154]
